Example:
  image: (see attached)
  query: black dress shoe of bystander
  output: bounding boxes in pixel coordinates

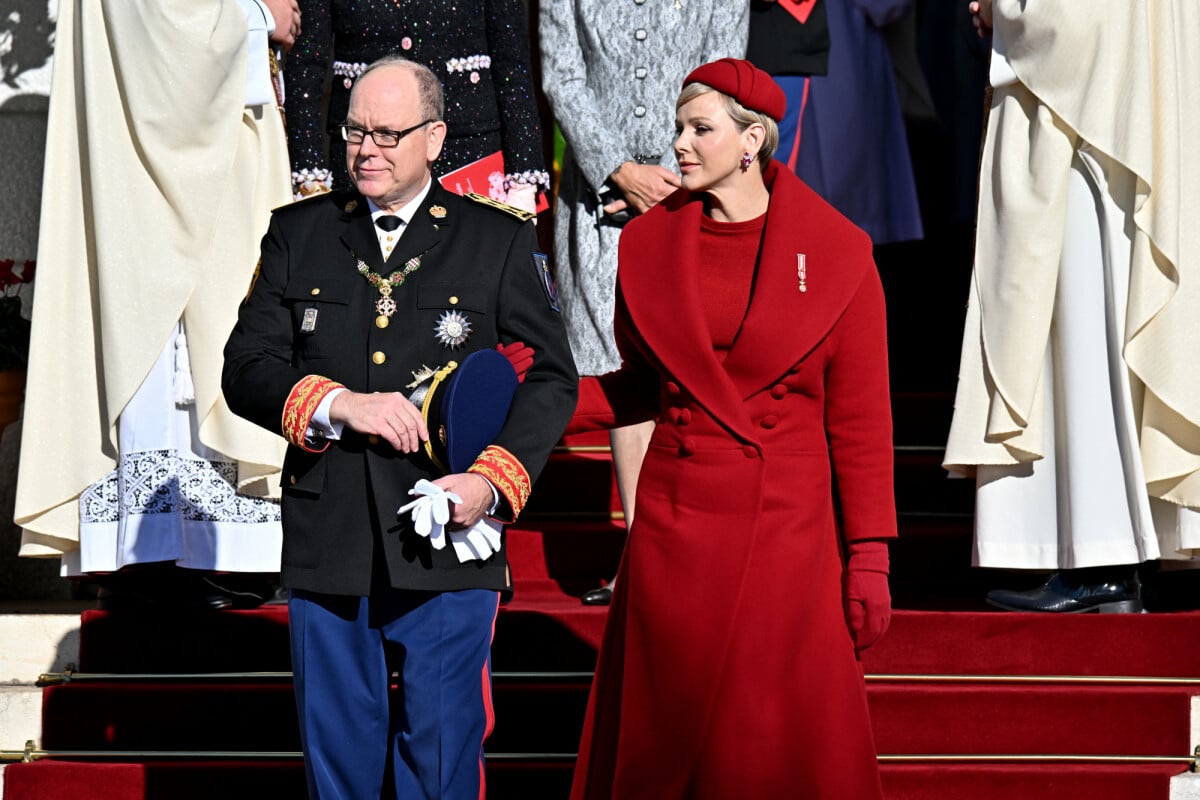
[986,568,1143,613]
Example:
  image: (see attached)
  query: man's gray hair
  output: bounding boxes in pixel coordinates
[356,55,445,122]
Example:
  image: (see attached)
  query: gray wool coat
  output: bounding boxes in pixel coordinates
[540,0,748,376]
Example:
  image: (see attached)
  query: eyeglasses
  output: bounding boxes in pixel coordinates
[339,119,434,148]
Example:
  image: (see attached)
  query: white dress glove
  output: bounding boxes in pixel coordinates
[397,479,460,551]
[398,479,503,563]
[448,519,503,563]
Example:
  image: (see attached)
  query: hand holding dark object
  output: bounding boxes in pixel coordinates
[329,390,429,452]
[845,539,891,653]
[263,0,302,50]
[496,340,534,383]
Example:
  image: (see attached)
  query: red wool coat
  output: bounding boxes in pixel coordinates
[569,161,896,800]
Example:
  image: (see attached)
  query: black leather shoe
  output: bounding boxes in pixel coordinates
[581,585,613,606]
[986,570,1143,613]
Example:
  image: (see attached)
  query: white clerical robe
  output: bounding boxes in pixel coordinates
[15,0,292,571]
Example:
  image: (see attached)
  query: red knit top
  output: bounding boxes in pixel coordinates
[698,212,766,358]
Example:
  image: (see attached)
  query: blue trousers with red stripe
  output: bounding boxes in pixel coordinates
[289,587,499,799]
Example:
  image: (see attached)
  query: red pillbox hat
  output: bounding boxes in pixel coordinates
[682,58,786,123]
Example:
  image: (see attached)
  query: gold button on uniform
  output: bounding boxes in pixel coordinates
[289,475,297,485]
[372,351,387,365]
[449,296,459,305]
[368,435,380,445]
[375,315,389,329]
[310,288,321,296]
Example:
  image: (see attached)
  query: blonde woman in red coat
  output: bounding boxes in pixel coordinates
[568,59,896,800]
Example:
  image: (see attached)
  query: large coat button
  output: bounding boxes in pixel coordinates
[770,384,788,399]
[678,408,692,425]
[679,437,695,457]
[742,445,758,459]
[760,415,778,429]
[666,381,681,396]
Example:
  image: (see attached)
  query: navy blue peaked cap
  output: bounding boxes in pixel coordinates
[418,349,518,474]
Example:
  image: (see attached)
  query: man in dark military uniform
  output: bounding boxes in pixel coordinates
[222,55,577,799]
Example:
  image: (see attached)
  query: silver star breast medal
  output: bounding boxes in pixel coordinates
[434,309,472,349]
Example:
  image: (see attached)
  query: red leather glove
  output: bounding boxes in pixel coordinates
[845,539,891,654]
[496,341,534,383]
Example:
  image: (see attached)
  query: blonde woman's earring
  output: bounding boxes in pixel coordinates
[739,152,754,171]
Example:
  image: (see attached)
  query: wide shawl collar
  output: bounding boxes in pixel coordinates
[616,160,875,443]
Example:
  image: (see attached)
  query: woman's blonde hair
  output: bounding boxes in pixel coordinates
[676,82,779,168]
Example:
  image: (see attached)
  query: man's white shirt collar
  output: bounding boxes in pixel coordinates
[367,177,434,228]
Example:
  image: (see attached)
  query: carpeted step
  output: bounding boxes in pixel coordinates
[4,756,1186,800]
[505,521,626,589]
[39,676,1196,762]
[890,391,954,448]
[869,683,1193,756]
[525,448,620,518]
[893,449,974,515]
[879,762,1186,800]
[75,608,293,673]
[0,758,574,800]
[40,682,301,752]
[73,600,608,674]
[864,610,1200,676]
[1,760,307,800]
[75,608,1200,678]
[37,678,590,754]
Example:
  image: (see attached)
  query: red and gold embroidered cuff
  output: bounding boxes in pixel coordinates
[468,445,531,521]
[282,375,345,452]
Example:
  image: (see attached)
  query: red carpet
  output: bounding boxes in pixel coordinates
[879,763,1184,800]
[7,759,1186,799]
[863,610,1200,676]
[8,412,1200,798]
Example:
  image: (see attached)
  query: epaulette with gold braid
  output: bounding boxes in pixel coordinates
[464,192,536,222]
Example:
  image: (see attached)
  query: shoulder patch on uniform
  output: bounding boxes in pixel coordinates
[465,192,535,222]
[532,252,560,312]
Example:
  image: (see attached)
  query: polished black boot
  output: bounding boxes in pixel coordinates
[986,566,1143,613]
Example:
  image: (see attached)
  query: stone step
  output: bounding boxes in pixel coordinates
[0,608,83,752]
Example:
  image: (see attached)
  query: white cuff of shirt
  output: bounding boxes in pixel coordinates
[306,387,347,443]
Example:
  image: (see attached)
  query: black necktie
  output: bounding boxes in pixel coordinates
[375,215,403,232]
